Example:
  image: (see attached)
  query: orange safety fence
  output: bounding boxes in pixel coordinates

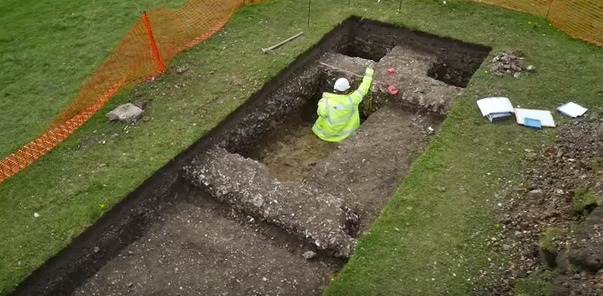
[1,0,603,184]
[467,0,603,47]
[0,0,266,184]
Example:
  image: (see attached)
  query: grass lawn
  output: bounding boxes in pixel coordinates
[1,0,603,294]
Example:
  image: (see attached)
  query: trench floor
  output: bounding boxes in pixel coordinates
[74,193,337,296]
[75,105,440,295]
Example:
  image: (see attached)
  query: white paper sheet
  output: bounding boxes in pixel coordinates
[515,108,556,127]
[476,97,514,117]
[557,102,587,118]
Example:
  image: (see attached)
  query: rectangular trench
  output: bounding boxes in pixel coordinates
[10,17,490,296]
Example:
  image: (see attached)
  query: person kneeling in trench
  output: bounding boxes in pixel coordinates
[312,66,374,142]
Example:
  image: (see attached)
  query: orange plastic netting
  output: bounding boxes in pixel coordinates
[468,0,603,46]
[0,0,266,183]
[1,0,602,184]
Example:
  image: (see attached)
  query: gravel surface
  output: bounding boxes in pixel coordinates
[185,148,357,258]
[475,114,603,295]
[74,199,335,296]
[487,50,536,78]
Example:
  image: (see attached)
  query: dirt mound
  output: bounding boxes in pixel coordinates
[479,115,603,295]
[567,207,603,272]
[488,50,536,78]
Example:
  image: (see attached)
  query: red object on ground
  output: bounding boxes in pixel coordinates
[387,68,396,74]
[388,85,399,95]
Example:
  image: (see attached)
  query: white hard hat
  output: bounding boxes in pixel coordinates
[334,78,351,92]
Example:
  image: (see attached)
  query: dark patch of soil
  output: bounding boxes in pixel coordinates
[74,192,337,296]
[475,114,603,296]
[340,19,490,88]
[339,45,386,62]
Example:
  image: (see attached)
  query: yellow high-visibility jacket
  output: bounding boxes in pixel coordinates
[312,68,374,142]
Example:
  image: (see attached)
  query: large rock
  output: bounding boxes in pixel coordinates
[185,148,355,258]
[106,103,144,123]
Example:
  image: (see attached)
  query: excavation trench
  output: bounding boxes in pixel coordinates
[11,17,490,296]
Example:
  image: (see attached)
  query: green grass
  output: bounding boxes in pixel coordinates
[0,0,195,157]
[538,227,563,253]
[1,0,603,294]
[514,278,551,296]
[571,187,599,213]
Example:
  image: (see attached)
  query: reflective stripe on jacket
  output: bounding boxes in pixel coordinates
[312,68,374,142]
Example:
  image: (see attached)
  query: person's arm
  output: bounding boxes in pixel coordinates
[317,97,327,117]
[351,67,374,104]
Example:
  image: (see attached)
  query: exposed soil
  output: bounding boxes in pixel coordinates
[74,192,338,296]
[306,106,440,231]
[186,147,357,258]
[247,115,338,183]
[487,50,536,78]
[475,114,603,296]
[252,125,337,183]
[11,17,490,296]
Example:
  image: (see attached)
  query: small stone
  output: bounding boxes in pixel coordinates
[175,66,188,74]
[527,65,536,72]
[528,189,543,198]
[93,246,100,253]
[106,103,144,123]
[33,212,40,218]
[502,244,512,251]
[513,72,521,78]
[573,273,581,280]
[302,251,317,260]
[252,194,264,208]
